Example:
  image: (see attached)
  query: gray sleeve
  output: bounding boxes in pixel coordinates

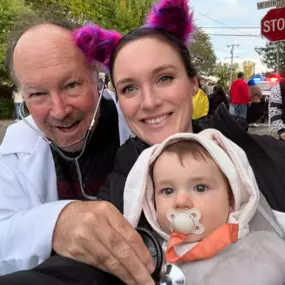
[269,83,285,133]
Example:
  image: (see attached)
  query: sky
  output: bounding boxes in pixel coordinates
[190,0,277,73]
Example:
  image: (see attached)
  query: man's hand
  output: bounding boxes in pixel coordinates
[53,201,155,285]
[280,132,285,141]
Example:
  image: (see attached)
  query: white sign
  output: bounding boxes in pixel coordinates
[257,0,285,9]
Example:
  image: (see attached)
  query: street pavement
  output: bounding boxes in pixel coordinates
[0,121,278,145]
[0,120,14,145]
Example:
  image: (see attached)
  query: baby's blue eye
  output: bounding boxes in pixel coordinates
[194,184,208,193]
[162,188,174,195]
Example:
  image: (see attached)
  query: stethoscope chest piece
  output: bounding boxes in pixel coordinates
[136,227,186,285]
[159,264,186,285]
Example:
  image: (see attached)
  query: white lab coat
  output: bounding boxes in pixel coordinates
[0,101,132,275]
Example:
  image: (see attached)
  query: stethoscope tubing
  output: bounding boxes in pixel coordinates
[19,85,105,200]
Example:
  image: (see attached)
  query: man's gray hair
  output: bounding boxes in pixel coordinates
[5,14,80,85]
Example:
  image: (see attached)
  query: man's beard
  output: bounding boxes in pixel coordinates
[46,112,86,152]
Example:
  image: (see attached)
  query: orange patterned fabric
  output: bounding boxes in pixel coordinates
[165,223,239,263]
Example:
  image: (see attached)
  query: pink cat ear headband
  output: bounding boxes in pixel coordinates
[73,0,194,69]
[144,0,194,45]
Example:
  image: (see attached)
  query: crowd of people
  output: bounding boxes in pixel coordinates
[1,0,285,284]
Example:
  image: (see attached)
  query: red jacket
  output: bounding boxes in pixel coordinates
[230,79,251,104]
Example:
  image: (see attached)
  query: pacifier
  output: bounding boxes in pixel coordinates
[167,208,205,235]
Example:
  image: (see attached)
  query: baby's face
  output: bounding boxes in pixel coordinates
[153,151,232,242]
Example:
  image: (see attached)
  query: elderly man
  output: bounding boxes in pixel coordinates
[0,18,155,285]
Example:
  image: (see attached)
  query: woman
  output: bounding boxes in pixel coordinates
[73,0,285,223]
[247,79,262,127]
[96,13,285,214]
[208,86,229,115]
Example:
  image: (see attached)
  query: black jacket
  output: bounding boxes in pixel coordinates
[208,92,229,115]
[99,104,285,213]
[2,104,285,285]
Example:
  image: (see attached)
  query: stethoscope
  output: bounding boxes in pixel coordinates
[19,85,186,284]
[137,228,186,285]
[19,84,106,201]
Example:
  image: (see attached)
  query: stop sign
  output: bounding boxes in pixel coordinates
[261,7,285,42]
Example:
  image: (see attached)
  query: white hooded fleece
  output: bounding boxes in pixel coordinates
[123,129,285,285]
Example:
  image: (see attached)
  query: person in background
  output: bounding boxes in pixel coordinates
[11,86,24,121]
[208,86,229,115]
[247,79,262,128]
[269,79,285,140]
[206,81,215,95]
[192,86,209,120]
[229,72,251,119]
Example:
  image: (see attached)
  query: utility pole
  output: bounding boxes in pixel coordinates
[226,44,240,86]
[275,3,284,74]
[277,41,280,74]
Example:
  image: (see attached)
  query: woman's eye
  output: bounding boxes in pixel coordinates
[194,184,208,193]
[162,188,174,196]
[122,86,137,94]
[159,75,173,83]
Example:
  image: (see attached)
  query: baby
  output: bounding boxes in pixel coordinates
[124,129,285,285]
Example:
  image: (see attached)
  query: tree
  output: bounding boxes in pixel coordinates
[0,0,32,85]
[255,41,285,71]
[24,0,154,33]
[189,28,217,77]
[243,60,255,81]
[0,0,154,85]
[213,61,239,89]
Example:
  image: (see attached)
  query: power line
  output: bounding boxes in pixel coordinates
[209,34,261,37]
[215,47,232,54]
[198,12,256,36]
[199,27,260,29]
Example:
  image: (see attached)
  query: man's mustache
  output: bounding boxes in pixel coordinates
[46,113,85,128]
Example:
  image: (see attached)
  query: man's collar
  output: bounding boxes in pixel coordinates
[0,116,42,155]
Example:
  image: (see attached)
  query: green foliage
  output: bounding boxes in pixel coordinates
[0,0,154,86]
[255,41,285,72]
[243,60,255,81]
[0,99,14,119]
[213,61,239,88]
[189,28,217,77]
[0,0,33,85]
[24,0,154,33]
[0,0,218,87]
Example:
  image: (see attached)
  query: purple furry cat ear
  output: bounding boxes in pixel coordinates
[73,25,122,69]
[144,0,195,44]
